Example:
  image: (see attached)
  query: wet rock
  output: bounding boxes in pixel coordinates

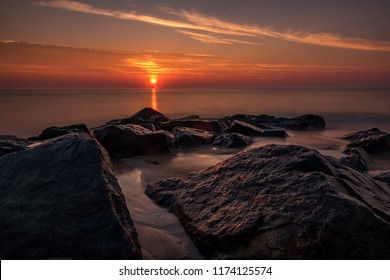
[224,114,271,129]
[340,147,372,171]
[173,127,215,146]
[0,135,30,157]
[343,128,390,153]
[213,133,253,148]
[226,120,263,135]
[342,128,384,141]
[261,129,289,138]
[0,133,142,259]
[94,124,175,157]
[131,107,169,122]
[161,119,222,132]
[279,114,326,130]
[31,124,93,141]
[146,144,390,259]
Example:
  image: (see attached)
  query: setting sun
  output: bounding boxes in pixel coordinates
[150,78,157,85]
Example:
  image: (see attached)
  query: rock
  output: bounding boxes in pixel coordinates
[279,114,326,130]
[224,114,271,129]
[342,128,384,141]
[0,135,30,157]
[261,129,289,138]
[226,120,263,135]
[94,124,175,157]
[369,170,390,185]
[172,127,215,146]
[343,128,390,153]
[340,147,372,171]
[146,144,390,259]
[213,133,253,148]
[161,119,222,132]
[119,116,147,125]
[32,124,93,141]
[0,133,142,259]
[131,107,169,122]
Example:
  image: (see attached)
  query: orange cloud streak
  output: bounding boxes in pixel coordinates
[36,0,390,51]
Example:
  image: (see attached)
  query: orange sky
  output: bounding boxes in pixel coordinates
[1,1,390,88]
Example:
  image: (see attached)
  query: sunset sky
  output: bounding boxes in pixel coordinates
[1,0,390,88]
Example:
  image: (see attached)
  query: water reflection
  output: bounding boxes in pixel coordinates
[151,88,158,110]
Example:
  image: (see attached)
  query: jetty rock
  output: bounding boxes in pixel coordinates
[0,133,142,259]
[172,127,215,147]
[146,144,390,259]
[30,123,93,141]
[213,133,253,148]
[343,128,390,153]
[94,124,175,157]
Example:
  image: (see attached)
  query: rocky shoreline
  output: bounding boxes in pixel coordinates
[0,107,389,259]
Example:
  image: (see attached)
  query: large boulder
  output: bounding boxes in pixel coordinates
[146,144,390,259]
[279,114,326,130]
[0,135,30,157]
[0,133,142,259]
[30,124,93,141]
[226,120,263,135]
[213,133,253,148]
[343,128,390,153]
[94,124,175,157]
[161,119,222,132]
[172,127,215,147]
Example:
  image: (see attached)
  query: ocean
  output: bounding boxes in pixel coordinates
[1,88,389,138]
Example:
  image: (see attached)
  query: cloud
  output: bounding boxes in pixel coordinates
[36,1,390,51]
[177,31,257,45]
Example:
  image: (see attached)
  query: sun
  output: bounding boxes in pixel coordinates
[150,78,157,85]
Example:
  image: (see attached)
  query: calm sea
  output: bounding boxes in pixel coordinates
[0,88,389,137]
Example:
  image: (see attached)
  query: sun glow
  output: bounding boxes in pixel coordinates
[150,77,157,85]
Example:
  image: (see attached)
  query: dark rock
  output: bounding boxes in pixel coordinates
[0,135,30,157]
[161,119,221,132]
[213,133,253,148]
[340,147,372,171]
[279,114,326,130]
[342,128,384,141]
[261,129,289,138]
[94,124,175,157]
[369,170,390,185]
[131,107,168,122]
[172,127,215,146]
[119,116,147,125]
[0,133,142,259]
[33,124,93,141]
[226,120,263,135]
[223,115,270,129]
[146,144,390,259]
[343,128,390,153]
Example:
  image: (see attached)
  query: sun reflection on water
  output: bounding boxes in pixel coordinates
[151,88,158,110]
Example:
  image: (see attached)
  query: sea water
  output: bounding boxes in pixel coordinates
[1,88,389,137]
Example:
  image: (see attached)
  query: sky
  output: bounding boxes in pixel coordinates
[1,0,390,88]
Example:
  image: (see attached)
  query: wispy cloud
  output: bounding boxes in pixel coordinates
[35,0,390,51]
[177,31,257,45]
